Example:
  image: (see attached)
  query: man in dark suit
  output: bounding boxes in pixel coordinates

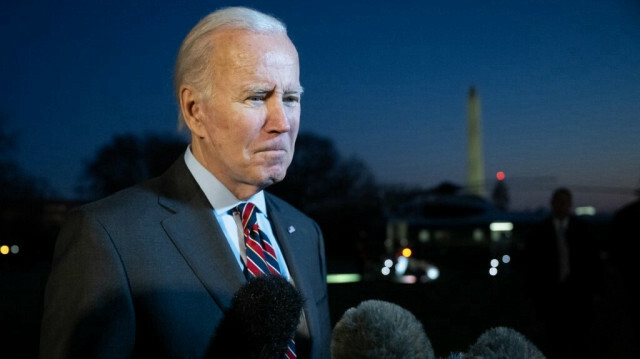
[40,7,330,358]
[523,187,602,359]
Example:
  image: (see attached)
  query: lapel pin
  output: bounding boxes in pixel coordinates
[288,226,296,234]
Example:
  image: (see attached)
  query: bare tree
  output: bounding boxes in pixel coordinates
[79,133,187,199]
[269,133,384,263]
[0,115,47,200]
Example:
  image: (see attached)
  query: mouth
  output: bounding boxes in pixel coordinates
[256,143,289,153]
[256,148,287,155]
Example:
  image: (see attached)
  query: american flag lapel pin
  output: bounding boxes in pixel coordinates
[288,226,295,234]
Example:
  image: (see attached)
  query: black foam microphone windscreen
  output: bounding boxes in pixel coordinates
[331,299,435,359]
[209,274,304,359]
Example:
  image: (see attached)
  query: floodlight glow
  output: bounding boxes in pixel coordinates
[426,267,440,280]
[399,275,417,284]
[575,206,596,216]
[395,256,409,275]
[490,222,513,232]
[502,255,511,264]
[384,259,393,268]
[402,248,412,258]
[490,259,499,268]
[489,267,498,276]
[326,273,361,283]
[0,246,8,255]
[382,267,391,276]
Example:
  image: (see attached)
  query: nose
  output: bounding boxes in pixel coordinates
[265,98,291,133]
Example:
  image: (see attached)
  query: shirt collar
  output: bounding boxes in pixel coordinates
[183,146,267,217]
[553,217,569,229]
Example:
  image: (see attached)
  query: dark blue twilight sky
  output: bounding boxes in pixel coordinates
[2,0,639,212]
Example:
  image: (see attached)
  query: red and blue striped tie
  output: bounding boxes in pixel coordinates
[236,202,296,359]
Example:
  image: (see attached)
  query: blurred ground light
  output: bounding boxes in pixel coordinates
[326,273,362,283]
[0,244,20,255]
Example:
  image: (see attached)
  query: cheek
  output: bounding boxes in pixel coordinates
[291,115,300,130]
[289,113,301,135]
[213,118,248,144]
[289,132,299,150]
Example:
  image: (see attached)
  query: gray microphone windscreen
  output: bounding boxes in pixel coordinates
[331,299,435,359]
[462,327,546,359]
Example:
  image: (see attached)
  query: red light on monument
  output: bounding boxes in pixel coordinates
[496,171,505,181]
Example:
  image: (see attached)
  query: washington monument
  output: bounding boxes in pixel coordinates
[467,86,486,197]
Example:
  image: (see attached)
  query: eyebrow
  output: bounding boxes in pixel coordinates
[285,86,304,95]
[244,85,304,95]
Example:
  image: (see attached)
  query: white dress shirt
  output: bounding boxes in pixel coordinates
[554,217,571,283]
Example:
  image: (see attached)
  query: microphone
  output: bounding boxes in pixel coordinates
[460,326,546,359]
[331,299,435,359]
[209,274,303,359]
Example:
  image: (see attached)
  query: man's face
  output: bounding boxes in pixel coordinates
[194,29,301,197]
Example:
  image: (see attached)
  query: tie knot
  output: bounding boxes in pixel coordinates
[236,202,258,231]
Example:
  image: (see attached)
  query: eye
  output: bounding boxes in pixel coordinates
[283,95,300,106]
[246,95,266,102]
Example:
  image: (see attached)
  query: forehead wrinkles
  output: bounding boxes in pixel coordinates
[226,49,298,72]
[209,30,298,76]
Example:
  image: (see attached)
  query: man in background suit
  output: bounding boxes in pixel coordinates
[523,187,602,359]
[40,7,330,358]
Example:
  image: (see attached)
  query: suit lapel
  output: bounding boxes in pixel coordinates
[157,158,246,310]
[266,195,320,342]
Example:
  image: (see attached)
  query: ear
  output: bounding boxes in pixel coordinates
[179,85,207,138]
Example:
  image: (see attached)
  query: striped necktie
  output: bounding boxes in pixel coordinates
[236,202,297,359]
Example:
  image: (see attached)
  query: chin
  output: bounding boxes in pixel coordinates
[267,172,287,185]
[259,168,287,188]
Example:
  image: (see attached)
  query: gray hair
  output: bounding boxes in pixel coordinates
[331,300,435,359]
[173,7,288,129]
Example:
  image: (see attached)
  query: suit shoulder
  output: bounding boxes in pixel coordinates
[74,178,162,220]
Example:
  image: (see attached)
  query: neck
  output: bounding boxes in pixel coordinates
[231,185,263,201]
[189,140,262,200]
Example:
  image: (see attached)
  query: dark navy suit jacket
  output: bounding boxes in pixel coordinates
[40,157,331,358]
